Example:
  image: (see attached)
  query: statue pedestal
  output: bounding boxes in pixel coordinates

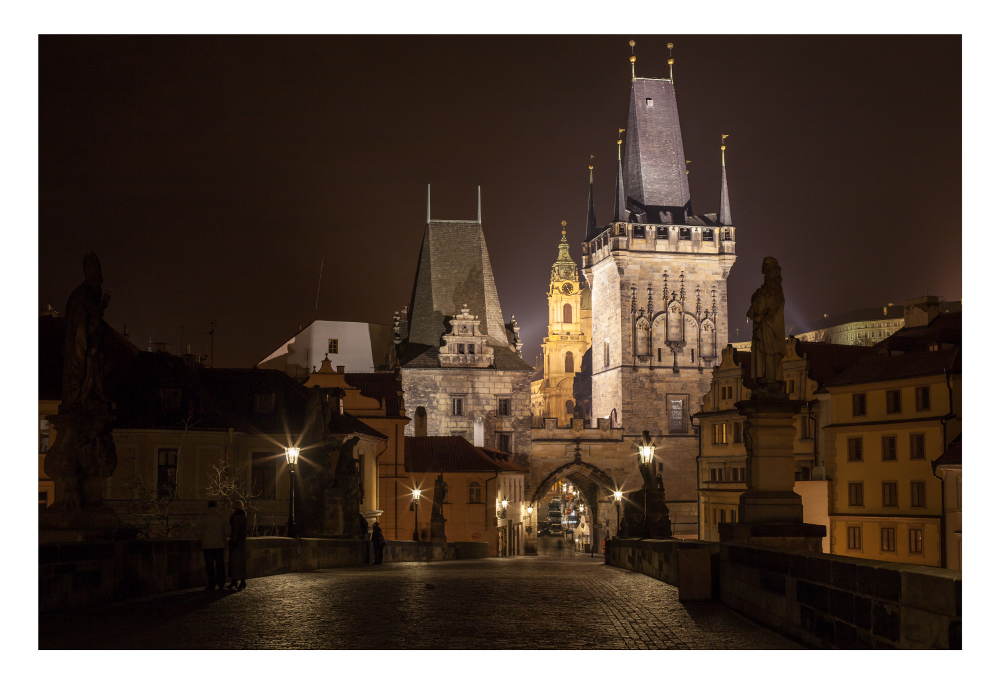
[39,507,122,543]
[430,516,447,543]
[719,392,824,553]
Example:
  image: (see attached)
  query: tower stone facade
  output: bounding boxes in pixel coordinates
[581,74,737,526]
[530,224,592,425]
[393,197,534,467]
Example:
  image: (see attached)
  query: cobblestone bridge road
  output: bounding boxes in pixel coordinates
[40,555,797,649]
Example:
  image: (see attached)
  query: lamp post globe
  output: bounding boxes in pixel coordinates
[284,447,300,538]
[613,489,623,538]
[638,431,655,538]
[412,488,421,542]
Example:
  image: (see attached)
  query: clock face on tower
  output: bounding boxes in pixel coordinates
[561,283,573,295]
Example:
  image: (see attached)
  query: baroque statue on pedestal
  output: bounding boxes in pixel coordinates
[746,256,786,394]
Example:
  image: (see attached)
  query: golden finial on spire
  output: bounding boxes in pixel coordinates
[561,220,567,237]
[668,42,674,83]
[629,40,636,80]
[686,159,691,176]
[617,130,624,160]
[721,134,729,166]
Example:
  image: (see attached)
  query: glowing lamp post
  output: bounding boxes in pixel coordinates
[613,489,623,538]
[638,430,656,539]
[284,447,300,538]
[412,488,421,542]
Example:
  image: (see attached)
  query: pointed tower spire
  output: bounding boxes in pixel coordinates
[719,135,732,225]
[427,184,431,224]
[614,131,627,223]
[585,158,597,240]
[477,186,482,224]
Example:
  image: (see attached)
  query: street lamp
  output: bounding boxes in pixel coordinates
[284,447,300,538]
[638,430,656,539]
[613,489,623,538]
[412,488,421,542]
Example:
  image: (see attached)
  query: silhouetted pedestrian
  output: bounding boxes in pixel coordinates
[371,522,387,565]
[357,513,371,563]
[227,500,248,590]
[196,500,227,590]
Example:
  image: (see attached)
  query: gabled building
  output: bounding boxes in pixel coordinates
[258,320,394,379]
[391,190,534,467]
[824,296,961,567]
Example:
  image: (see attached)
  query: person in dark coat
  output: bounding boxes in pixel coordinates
[195,500,228,590]
[227,500,248,590]
[371,522,387,565]
[357,513,371,564]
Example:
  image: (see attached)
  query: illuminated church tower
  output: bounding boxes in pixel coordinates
[530,219,592,424]
[581,47,736,523]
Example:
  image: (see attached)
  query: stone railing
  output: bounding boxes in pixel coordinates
[605,538,960,649]
[39,537,489,612]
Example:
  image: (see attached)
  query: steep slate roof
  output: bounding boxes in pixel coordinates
[404,436,526,473]
[719,163,732,226]
[39,316,140,402]
[824,348,960,388]
[873,312,962,355]
[623,78,691,222]
[585,168,597,239]
[406,220,508,349]
[344,372,402,417]
[612,157,628,225]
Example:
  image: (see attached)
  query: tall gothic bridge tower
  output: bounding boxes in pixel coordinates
[580,61,737,524]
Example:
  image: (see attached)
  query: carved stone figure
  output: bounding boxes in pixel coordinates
[44,253,118,511]
[432,474,447,521]
[746,256,786,392]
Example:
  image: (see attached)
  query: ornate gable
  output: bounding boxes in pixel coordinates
[439,306,495,368]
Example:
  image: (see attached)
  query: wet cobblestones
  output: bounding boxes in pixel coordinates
[39,555,797,649]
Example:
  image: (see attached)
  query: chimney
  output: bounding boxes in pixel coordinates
[904,295,940,328]
[336,365,345,374]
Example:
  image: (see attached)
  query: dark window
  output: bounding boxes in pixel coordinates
[496,433,512,453]
[847,437,863,462]
[847,526,862,550]
[909,528,923,554]
[882,482,898,508]
[910,433,925,460]
[852,393,867,416]
[710,468,717,482]
[452,398,464,416]
[565,352,574,373]
[801,415,812,439]
[915,386,931,411]
[657,348,662,362]
[157,448,178,499]
[251,452,276,500]
[254,393,275,413]
[882,436,897,461]
[848,482,864,506]
[632,225,646,238]
[786,378,795,394]
[563,303,573,324]
[498,398,511,416]
[703,228,714,241]
[328,339,339,354]
[39,491,48,508]
[911,481,926,508]
[469,481,482,504]
[668,399,685,433]
[737,467,746,482]
[457,343,465,354]
[679,227,692,240]
[565,399,574,415]
[886,389,902,414]
[881,527,896,552]
[733,422,743,444]
[604,342,610,368]
[689,349,695,363]
[161,388,182,410]
[656,226,669,239]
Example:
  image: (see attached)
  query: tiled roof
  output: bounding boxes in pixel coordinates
[873,312,962,355]
[933,434,962,470]
[39,316,140,402]
[794,340,874,388]
[824,348,960,388]
[344,372,402,417]
[478,447,529,472]
[404,436,525,473]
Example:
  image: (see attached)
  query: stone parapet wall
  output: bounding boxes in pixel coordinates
[605,539,961,649]
[39,537,489,612]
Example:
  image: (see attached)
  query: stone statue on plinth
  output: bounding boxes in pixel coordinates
[718,257,825,551]
[44,253,118,513]
[430,473,447,542]
[746,256,786,396]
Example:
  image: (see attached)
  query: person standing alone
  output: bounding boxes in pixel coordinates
[227,500,248,590]
[196,500,227,590]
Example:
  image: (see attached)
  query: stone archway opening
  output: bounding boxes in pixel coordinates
[528,462,618,557]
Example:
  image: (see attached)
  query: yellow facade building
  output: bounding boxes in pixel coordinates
[825,298,961,567]
[530,223,592,425]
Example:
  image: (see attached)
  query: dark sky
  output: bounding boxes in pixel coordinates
[38,35,961,368]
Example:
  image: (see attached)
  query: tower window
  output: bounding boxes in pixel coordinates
[689,349,694,363]
[565,352,574,373]
[679,227,692,240]
[328,339,339,354]
[604,342,610,368]
[646,97,653,107]
[657,348,662,362]
[563,303,573,324]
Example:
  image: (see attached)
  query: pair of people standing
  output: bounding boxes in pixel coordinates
[197,500,248,591]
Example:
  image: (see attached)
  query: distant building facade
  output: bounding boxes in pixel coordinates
[793,300,962,347]
[259,320,393,378]
[530,224,592,425]
[825,297,961,567]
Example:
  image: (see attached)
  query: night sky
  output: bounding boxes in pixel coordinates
[38,35,961,368]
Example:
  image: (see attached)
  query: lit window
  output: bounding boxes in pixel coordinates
[328,339,339,354]
[713,423,728,445]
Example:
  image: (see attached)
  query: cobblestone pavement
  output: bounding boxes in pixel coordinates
[39,555,798,649]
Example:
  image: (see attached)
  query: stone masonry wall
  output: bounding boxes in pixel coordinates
[606,538,961,649]
[401,367,533,465]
